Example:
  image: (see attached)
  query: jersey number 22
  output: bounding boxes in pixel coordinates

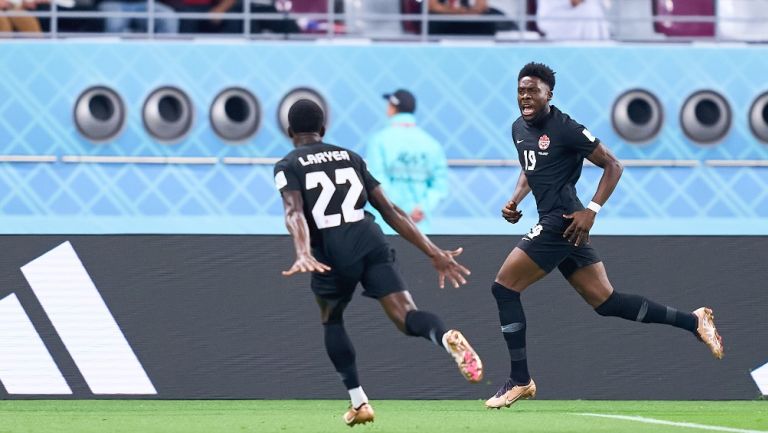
[306,168,364,229]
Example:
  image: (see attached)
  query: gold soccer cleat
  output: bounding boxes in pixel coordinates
[485,378,537,409]
[443,329,484,383]
[343,402,374,427]
[693,307,724,359]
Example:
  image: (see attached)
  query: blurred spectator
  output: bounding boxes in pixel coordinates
[98,0,178,33]
[170,0,239,33]
[0,0,43,33]
[250,0,299,34]
[366,89,448,234]
[277,0,345,34]
[428,0,513,35]
[537,0,609,40]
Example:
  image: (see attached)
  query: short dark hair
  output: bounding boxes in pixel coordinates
[288,99,324,133]
[518,62,556,91]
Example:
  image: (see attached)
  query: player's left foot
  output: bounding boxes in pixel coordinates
[343,402,374,427]
[442,329,483,383]
[485,378,537,409]
[693,307,724,359]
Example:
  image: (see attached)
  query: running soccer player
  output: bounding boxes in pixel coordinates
[274,99,483,426]
[485,62,724,409]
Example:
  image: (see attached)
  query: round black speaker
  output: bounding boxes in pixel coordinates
[73,86,126,142]
[680,90,731,144]
[210,87,261,143]
[749,91,768,144]
[611,89,663,143]
[142,86,194,143]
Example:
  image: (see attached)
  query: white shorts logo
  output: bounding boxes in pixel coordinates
[0,242,156,395]
[524,224,543,241]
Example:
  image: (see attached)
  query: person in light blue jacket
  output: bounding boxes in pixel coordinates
[366,89,448,234]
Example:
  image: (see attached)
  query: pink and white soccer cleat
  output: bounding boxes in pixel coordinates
[443,329,483,383]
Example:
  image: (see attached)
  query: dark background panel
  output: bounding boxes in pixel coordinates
[0,235,764,400]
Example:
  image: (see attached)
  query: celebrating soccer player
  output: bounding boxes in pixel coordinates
[274,99,483,426]
[485,62,724,409]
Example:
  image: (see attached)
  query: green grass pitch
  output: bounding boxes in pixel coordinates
[0,400,765,433]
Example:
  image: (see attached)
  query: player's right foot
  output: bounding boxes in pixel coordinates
[443,329,483,383]
[484,378,536,409]
[343,402,374,427]
[693,307,724,359]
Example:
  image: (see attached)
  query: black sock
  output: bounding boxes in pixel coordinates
[491,282,530,385]
[404,310,448,348]
[595,291,698,334]
[323,322,360,389]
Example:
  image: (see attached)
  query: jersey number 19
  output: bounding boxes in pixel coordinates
[306,167,364,229]
[524,149,537,171]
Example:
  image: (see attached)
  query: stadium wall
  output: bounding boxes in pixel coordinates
[0,235,764,400]
[1,42,768,235]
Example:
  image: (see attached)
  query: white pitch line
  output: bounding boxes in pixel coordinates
[578,413,767,433]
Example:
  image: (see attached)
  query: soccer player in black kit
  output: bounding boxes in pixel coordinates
[484,63,724,409]
[274,99,483,426]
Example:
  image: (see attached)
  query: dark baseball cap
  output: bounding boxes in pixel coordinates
[382,89,416,113]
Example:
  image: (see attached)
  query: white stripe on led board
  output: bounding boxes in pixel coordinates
[0,294,71,394]
[20,241,156,395]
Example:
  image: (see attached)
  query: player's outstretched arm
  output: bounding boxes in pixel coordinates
[563,143,624,246]
[502,170,531,224]
[368,186,470,289]
[280,190,331,276]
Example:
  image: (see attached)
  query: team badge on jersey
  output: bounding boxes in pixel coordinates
[538,134,550,150]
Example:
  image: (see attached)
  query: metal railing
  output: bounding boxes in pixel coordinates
[0,0,767,42]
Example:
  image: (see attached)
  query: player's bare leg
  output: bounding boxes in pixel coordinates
[379,291,483,382]
[486,248,546,409]
[317,297,375,426]
[567,262,723,359]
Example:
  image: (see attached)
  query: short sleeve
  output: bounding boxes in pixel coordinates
[273,159,301,192]
[565,117,600,158]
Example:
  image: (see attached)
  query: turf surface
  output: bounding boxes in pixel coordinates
[0,400,764,433]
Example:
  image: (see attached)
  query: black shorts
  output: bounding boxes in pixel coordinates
[311,243,408,303]
[516,220,601,278]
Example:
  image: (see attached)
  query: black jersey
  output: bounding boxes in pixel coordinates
[512,105,599,229]
[274,141,388,263]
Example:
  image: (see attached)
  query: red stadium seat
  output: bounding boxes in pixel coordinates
[401,0,422,34]
[286,0,327,13]
[526,0,542,34]
[653,0,715,37]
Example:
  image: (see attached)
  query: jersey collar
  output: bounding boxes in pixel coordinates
[390,113,416,128]
[525,105,555,127]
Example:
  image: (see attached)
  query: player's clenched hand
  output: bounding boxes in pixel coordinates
[282,254,331,276]
[501,200,523,224]
[563,209,596,247]
[430,247,471,289]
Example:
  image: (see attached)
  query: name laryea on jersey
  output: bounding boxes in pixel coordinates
[274,144,379,231]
